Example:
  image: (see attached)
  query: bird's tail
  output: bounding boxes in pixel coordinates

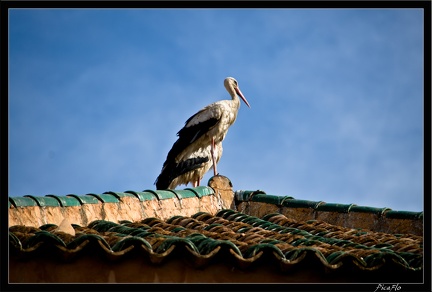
[155,157,209,190]
[154,169,172,190]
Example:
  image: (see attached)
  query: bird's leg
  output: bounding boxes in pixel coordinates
[192,180,200,187]
[211,137,217,176]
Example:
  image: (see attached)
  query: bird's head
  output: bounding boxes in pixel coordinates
[224,77,251,108]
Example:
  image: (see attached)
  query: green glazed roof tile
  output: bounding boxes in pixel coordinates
[234,190,266,201]
[88,220,119,232]
[11,196,39,207]
[45,194,81,207]
[191,212,213,222]
[203,223,224,231]
[39,223,58,230]
[22,230,67,249]
[124,190,157,201]
[107,224,145,236]
[282,199,324,209]
[261,213,282,221]
[103,191,137,199]
[279,196,295,205]
[66,194,100,205]
[86,193,120,203]
[243,243,285,259]
[167,189,183,200]
[85,193,105,203]
[216,209,237,218]
[315,203,356,213]
[170,189,198,199]
[9,196,39,207]
[100,193,121,203]
[249,193,284,205]
[111,236,153,252]
[166,215,184,224]
[23,195,61,207]
[151,190,177,200]
[226,212,249,222]
[350,205,392,215]
[185,186,214,198]
[66,233,111,250]
[234,190,251,201]
[325,251,362,266]
[142,189,166,200]
[384,210,423,220]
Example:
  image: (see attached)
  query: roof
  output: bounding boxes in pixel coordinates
[8,176,424,283]
[9,208,423,272]
[9,183,423,235]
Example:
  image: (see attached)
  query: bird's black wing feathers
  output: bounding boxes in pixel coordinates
[155,156,209,189]
[165,117,219,163]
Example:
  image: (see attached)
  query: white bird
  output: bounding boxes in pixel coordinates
[155,77,250,190]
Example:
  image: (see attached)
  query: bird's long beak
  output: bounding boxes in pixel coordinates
[235,87,251,108]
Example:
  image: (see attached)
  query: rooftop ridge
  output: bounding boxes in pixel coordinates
[9,187,422,218]
[8,177,423,235]
[9,186,215,208]
[8,176,236,228]
[234,190,423,220]
[234,190,423,236]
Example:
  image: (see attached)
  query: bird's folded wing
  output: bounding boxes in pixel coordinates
[165,104,222,162]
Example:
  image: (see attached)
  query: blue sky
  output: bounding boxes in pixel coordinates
[8,8,424,211]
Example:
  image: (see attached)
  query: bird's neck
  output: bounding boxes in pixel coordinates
[230,92,241,109]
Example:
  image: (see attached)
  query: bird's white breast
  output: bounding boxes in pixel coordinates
[209,100,239,141]
[176,100,239,162]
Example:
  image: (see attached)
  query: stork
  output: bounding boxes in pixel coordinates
[155,77,250,190]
